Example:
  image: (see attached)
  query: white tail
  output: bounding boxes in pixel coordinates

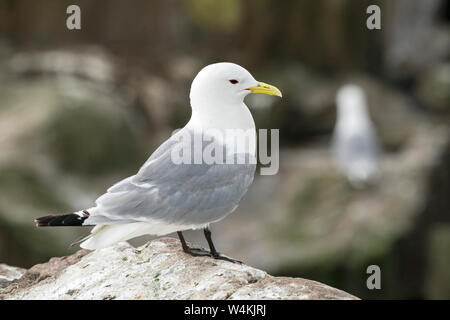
[80,223,153,250]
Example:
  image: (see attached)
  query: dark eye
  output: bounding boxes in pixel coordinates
[229,79,239,84]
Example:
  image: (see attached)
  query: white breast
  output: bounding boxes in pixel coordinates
[187,102,256,156]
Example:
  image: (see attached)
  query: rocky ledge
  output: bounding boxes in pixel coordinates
[0,237,357,300]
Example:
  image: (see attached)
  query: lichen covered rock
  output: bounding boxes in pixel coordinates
[0,238,357,300]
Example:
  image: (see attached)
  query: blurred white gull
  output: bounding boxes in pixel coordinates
[332,84,380,188]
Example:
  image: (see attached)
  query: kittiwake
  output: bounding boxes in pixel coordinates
[35,62,282,263]
[332,84,380,188]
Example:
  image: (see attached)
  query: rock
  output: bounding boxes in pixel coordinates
[7,49,117,84]
[0,238,357,300]
[265,66,425,150]
[416,64,450,112]
[425,226,450,299]
[0,264,26,289]
[0,49,153,268]
[383,0,450,80]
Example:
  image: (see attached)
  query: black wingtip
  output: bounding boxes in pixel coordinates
[35,216,48,227]
[35,211,89,227]
[35,215,60,227]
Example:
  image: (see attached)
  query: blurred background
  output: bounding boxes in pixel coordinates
[0,0,449,299]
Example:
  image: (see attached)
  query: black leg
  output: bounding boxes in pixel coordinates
[203,227,218,255]
[203,227,242,264]
[177,231,189,252]
[177,231,210,257]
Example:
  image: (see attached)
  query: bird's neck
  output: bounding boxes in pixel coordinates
[188,102,256,132]
[187,102,256,156]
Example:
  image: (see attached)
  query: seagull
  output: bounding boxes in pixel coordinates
[35,62,282,263]
[332,84,380,188]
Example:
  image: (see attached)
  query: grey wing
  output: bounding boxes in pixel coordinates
[333,125,380,183]
[345,132,379,163]
[88,132,256,226]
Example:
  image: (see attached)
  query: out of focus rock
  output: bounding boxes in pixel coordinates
[416,64,450,112]
[384,0,450,80]
[273,64,337,142]
[272,67,422,150]
[7,49,117,83]
[0,238,357,300]
[0,49,152,267]
[426,226,450,299]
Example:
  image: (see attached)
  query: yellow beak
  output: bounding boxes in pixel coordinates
[247,81,282,97]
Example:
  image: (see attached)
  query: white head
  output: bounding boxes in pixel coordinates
[336,84,369,120]
[190,62,282,111]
